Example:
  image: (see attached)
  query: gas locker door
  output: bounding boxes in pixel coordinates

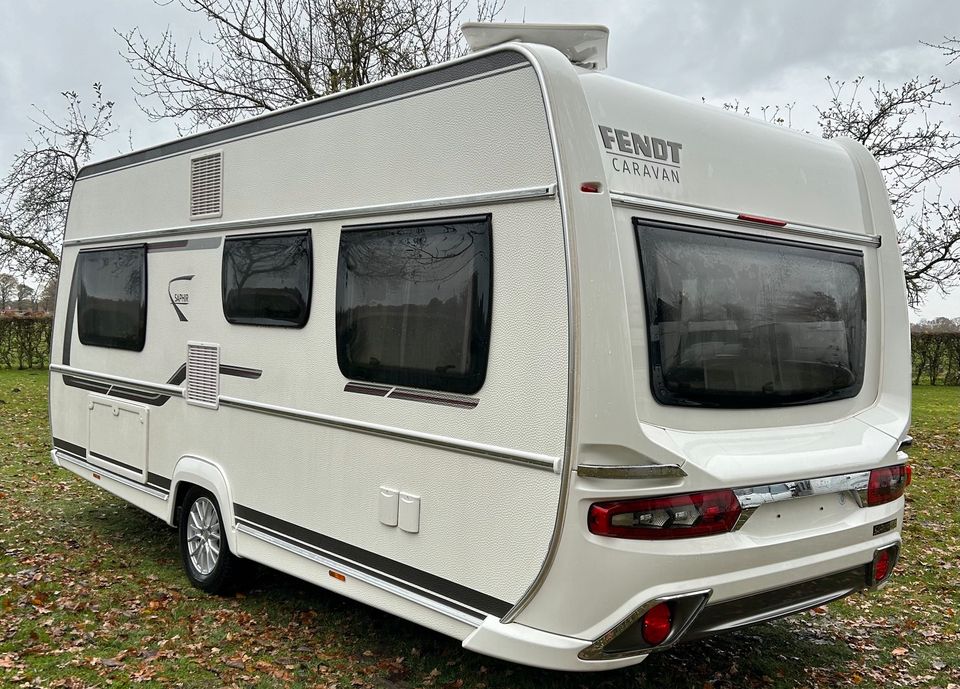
[86,394,149,482]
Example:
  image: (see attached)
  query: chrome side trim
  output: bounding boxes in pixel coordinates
[577,463,687,479]
[611,192,882,248]
[62,185,557,247]
[50,364,184,398]
[499,44,578,625]
[217,396,559,472]
[236,522,484,628]
[579,589,712,661]
[54,450,169,501]
[50,365,558,472]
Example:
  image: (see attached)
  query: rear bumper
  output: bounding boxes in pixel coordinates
[465,539,899,671]
[687,563,866,640]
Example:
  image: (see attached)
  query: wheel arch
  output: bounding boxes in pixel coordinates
[168,455,239,554]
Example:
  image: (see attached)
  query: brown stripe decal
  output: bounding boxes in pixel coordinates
[343,382,478,408]
[387,389,478,409]
[344,382,390,397]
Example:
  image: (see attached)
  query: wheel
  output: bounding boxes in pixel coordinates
[179,487,238,594]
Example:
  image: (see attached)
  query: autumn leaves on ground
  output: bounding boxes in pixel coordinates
[0,370,957,689]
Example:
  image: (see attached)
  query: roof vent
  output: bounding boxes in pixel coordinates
[461,22,609,71]
[185,341,220,409]
[190,151,222,219]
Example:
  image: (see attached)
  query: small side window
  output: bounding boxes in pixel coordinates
[336,214,493,395]
[77,246,147,351]
[222,230,312,327]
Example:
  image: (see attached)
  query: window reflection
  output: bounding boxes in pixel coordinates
[636,221,866,407]
[77,246,147,351]
[222,231,312,327]
[336,215,493,394]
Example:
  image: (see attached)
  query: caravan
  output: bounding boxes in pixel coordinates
[49,24,911,670]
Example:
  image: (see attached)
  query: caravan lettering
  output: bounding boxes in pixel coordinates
[598,124,682,184]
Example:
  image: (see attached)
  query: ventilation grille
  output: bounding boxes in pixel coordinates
[190,152,222,218]
[186,342,220,409]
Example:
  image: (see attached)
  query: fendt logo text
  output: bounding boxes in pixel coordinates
[598,125,682,183]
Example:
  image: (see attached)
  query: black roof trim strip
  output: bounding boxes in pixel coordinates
[77,51,528,180]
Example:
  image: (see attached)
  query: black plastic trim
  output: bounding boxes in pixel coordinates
[52,438,171,495]
[234,503,511,618]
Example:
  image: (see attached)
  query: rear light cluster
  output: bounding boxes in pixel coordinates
[867,464,910,506]
[588,489,741,540]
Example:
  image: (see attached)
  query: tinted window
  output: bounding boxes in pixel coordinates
[77,246,147,351]
[222,230,312,327]
[336,215,493,395]
[636,220,866,408]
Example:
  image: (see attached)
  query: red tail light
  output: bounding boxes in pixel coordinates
[867,465,909,506]
[641,603,673,645]
[588,490,741,540]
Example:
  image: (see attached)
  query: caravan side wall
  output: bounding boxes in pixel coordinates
[50,50,571,634]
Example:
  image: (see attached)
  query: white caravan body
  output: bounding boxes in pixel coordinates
[49,24,911,671]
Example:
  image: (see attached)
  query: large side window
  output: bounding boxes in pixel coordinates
[336,215,493,395]
[77,246,147,351]
[222,230,312,327]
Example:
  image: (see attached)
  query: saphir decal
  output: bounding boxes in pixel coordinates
[168,275,194,322]
[597,124,682,184]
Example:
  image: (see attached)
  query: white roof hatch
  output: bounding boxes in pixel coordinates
[461,22,609,71]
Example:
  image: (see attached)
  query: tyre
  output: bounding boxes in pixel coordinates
[179,487,238,594]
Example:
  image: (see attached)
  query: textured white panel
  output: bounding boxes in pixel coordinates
[186,342,220,408]
[65,67,552,236]
[190,152,222,218]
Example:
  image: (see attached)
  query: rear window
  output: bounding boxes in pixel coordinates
[635,220,866,408]
[77,246,147,351]
[335,215,493,395]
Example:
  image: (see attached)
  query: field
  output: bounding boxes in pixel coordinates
[1,370,957,688]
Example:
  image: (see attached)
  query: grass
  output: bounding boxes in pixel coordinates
[1,370,957,688]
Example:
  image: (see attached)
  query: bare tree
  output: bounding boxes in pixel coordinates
[815,75,960,306]
[924,35,960,65]
[120,0,504,132]
[0,85,116,279]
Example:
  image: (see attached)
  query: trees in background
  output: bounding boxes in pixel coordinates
[119,0,503,132]
[815,75,960,306]
[1,1,501,281]
[0,85,115,281]
[911,317,960,384]
[0,6,957,313]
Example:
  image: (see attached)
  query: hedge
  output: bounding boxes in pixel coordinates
[1,316,956,385]
[912,331,960,385]
[0,315,52,369]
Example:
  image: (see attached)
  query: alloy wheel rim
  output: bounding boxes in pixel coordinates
[186,496,221,576]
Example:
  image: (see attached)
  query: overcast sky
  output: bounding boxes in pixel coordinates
[2,0,959,318]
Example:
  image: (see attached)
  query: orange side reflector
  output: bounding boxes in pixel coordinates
[92,473,101,480]
[329,570,346,582]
